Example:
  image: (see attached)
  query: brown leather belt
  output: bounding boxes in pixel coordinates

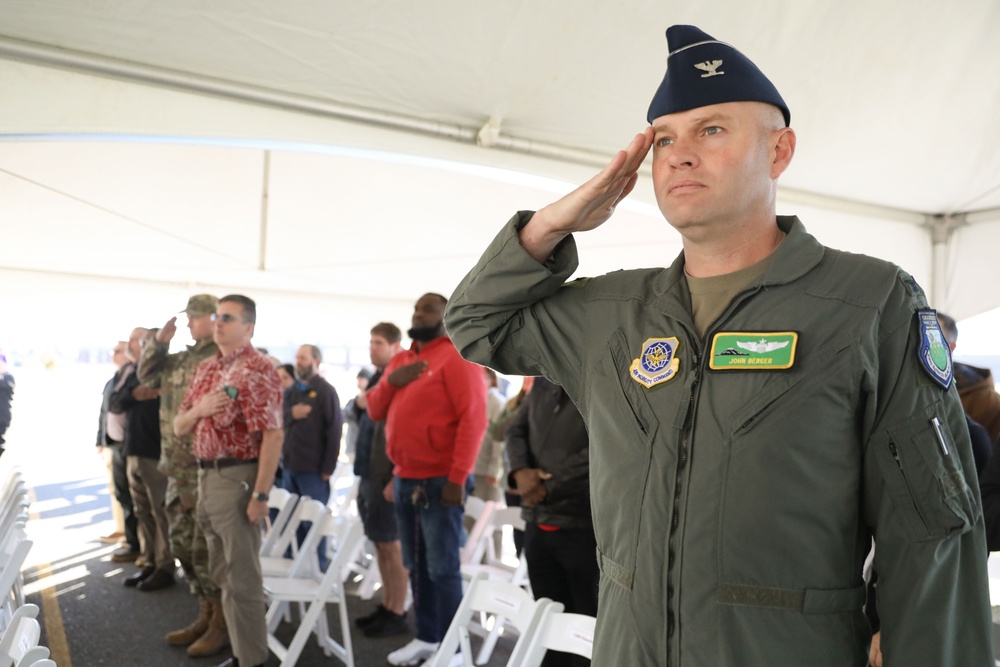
[197,458,258,469]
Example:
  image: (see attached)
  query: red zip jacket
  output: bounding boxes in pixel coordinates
[365,336,487,485]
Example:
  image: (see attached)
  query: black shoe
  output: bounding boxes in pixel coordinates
[136,568,175,591]
[123,565,155,587]
[362,609,410,637]
[355,604,389,629]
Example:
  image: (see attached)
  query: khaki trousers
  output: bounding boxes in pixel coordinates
[126,455,171,569]
[197,464,267,666]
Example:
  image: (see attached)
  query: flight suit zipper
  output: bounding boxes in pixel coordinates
[666,337,703,667]
[665,285,762,666]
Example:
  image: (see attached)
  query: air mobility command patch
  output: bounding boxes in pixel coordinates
[630,337,681,387]
[917,309,952,389]
[709,331,798,370]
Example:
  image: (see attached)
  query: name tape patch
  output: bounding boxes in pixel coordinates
[709,331,799,370]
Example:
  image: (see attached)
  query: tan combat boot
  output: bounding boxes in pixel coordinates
[187,596,230,657]
[165,595,211,646]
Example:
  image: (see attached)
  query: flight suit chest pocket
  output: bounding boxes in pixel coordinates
[605,329,668,444]
[873,404,979,541]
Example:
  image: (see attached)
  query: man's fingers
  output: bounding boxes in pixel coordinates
[616,172,640,206]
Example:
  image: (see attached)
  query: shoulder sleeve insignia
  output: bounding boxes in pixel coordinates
[916,309,953,389]
[630,337,681,388]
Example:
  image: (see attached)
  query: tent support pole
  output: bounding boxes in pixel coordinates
[927,213,964,311]
[258,150,270,272]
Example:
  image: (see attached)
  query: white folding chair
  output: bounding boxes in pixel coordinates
[509,607,596,666]
[424,572,556,667]
[23,659,55,667]
[460,506,531,663]
[460,499,497,567]
[263,517,365,667]
[260,498,329,578]
[260,488,299,557]
[0,533,32,623]
[328,462,359,518]
[0,602,48,666]
[345,538,382,601]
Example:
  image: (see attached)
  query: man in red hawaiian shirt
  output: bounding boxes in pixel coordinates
[174,294,283,667]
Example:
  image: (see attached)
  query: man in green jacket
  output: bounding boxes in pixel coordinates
[445,24,993,666]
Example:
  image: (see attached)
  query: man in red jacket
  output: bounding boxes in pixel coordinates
[365,292,488,666]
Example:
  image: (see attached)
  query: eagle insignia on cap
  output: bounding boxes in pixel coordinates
[694,60,724,77]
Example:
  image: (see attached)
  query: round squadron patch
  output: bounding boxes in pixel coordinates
[630,337,680,388]
[917,309,953,390]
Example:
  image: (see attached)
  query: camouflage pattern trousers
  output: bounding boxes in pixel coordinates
[168,480,220,599]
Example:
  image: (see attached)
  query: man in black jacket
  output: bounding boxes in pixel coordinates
[506,376,596,667]
[110,326,174,591]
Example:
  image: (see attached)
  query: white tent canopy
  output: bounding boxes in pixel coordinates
[1,0,999,347]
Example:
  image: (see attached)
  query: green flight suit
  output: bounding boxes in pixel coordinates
[445,213,993,666]
[138,336,219,597]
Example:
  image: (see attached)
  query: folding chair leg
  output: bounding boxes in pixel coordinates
[278,598,328,667]
[338,583,355,667]
[476,614,507,664]
[459,626,474,667]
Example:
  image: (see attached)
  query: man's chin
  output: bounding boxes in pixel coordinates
[408,325,443,342]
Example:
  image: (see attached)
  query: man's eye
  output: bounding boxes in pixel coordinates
[705,126,722,135]
[655,137,674,147]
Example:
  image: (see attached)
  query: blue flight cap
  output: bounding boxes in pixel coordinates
[646,25,790,126]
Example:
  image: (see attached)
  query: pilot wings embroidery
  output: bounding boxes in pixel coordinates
[736,338,789,354]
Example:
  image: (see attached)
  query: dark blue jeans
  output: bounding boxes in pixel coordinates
[282,471,331,571]
[394,475,467,643]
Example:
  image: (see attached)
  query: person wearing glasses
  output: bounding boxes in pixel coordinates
[138,294,230,657]
[175,294,283,667]
[445,24,992,667]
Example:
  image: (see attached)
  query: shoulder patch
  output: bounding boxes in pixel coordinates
[630,337,680,388]
[916,309,953,389]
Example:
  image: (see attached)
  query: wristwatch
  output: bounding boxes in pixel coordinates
[252,491,268,502]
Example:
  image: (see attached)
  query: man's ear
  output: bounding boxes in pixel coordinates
[770,127,796,179]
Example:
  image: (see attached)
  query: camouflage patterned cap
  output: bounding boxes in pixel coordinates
[180,294,219,317]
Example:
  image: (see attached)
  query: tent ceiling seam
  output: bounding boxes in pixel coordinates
[0,166,253,267]
[0,36,945,227]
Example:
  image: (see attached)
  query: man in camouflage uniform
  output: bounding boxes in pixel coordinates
[138,294,228,657]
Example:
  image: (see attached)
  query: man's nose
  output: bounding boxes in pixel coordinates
[667,139,699,169]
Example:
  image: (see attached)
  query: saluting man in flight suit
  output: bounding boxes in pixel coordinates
[445,24,993,667]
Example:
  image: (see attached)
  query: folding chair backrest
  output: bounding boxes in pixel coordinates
[264,495,316,560]
[260,488,298,557]
[283,500,332,578]
[514,609,596,666]
[0,603,38,661]
[460,499,496,566]
[328,462,359,516]
[0,602,40,664]
[0,535,32,618]
[426,572,555,667]
[324,517,365,586]
[482,506,525,565]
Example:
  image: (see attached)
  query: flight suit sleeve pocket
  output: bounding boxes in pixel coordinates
[872,405,978,542]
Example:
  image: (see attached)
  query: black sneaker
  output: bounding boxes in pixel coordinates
[354,604,389,629]
[362,610,410,638]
